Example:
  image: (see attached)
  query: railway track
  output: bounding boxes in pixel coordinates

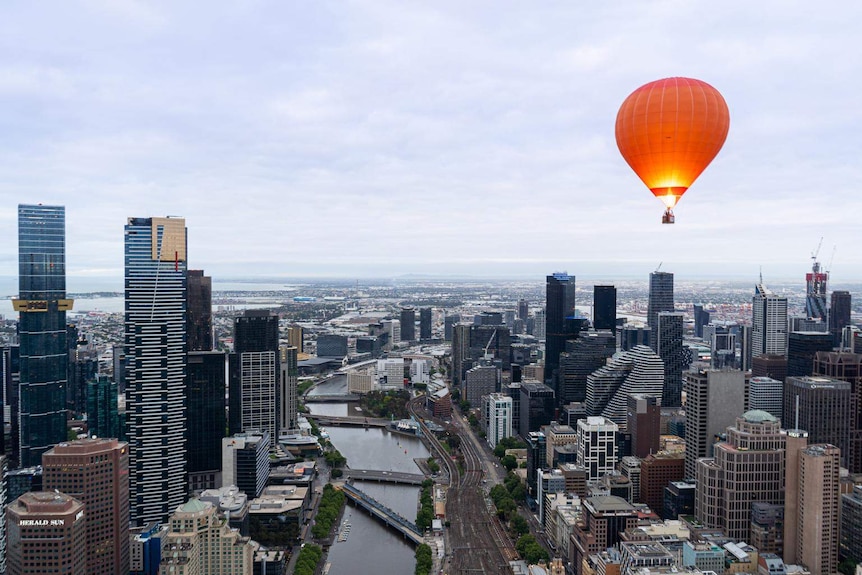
[408,395,516,574]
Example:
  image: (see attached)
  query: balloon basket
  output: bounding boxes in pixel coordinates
[662,209,675,224]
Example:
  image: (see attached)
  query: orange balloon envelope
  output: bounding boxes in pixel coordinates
[615,77,730,223]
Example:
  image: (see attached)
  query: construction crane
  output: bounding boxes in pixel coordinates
[811,237,824,268]
[483,330,497,361]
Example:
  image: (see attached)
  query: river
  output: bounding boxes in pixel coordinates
[307,402,430,575]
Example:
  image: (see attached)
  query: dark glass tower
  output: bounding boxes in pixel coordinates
[187,270,213,352]
[419,308,432,340]
[545,273,577,389]
[125,216,188,525]
[86,374,121,440]
[16,204,72,467]
[830,291,851,347]
[787,331,834,377]
[186,351,226,492]
[656,312,686,407]
[647,271,674,351]
[593,285,617,332]
[400,307,416,342]
[693,305,710,339]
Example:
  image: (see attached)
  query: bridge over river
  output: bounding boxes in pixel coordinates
[343,468,426,485]
[341,483,424,545]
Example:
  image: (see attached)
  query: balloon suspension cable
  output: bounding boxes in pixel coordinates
[662,208,675,225]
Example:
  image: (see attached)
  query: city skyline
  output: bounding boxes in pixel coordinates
[0,2,860,280]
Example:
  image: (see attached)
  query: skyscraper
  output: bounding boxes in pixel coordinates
[42,438,130,575]
[287,325,304,352]
[280,346,299,433]
[797,444,840,575]
[647,271,674,350]
[229,310,279,442]
[787,331,834,377]
[545,273,578,388]
[783,376,852,468]
[593,286,617,332]
[752,283,788,357]
[805,261,828,321]
[7,491,86,575]
[419,307,432,340]
[15,204,72,467]
[683,369,747,479]
[400,307,416,342]
[558,331,616,404]
[187,270,213,352]
[830,290,851,347]
[813,351,862,473]
[585,345,664,428]
[518,299,529,321]
[86,374,121,440]
[693,305,710,339]
[125,216,188,525]
[186,351,227,492]
[656,312,686,406]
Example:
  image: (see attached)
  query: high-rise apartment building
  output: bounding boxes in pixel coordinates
[280,346,299,433]
[576,416,618,480]
[229,310,279,442]
[558,331,616,404]
[683,369,747,479]
[287,325,303,353]
[463,365,498,407]
[482,393,513,448]
[7,491,86,575]
[186,270,212,352]
[518,299,529,321]
[647,271,674,351]
[752,283,788,357]
[656,312,686,406]
[797,444,840,575]
[545,273,577,387]
[830,291,851,347]
[585,345,664,428]
[419,307,432,340]
[125,216,188,525]
[186,351,227,492]
[444,314,460,341]
[695,411,786,542]
[15,204,72,467]
[400,307,416,342]
[783,428,809,565]
[783,376,852,468]
[593,286,617,333]
[42,438,130,575]
[805,263,828,321]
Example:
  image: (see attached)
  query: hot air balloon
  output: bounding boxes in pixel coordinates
[615,77,730,224]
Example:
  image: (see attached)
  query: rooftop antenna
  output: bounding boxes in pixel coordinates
[795,394,800,431]
[656,262,663,272]
[759,266,763,285]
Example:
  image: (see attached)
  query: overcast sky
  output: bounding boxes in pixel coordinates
[1,1,860,286]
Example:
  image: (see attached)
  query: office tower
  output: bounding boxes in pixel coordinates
[558,331,616,404]
[287,325,303,353]
[544,421,578,468]
[752,283,788,357]
[483,393,513,448]
[86,374,121,439]
[748,376,783,420]
[750,502,785,556]
[752,354,788,382]
[647,271,674,351]
[830,290,851,347]
[419,307,432,340]
[187,270,213,352]
[585,345,664,428]
[620,326,650,351]
[640,452,685,513]
[545,273,578,386]
[663,480,695,520]
[3,345,20,461]
[186,351,227,492]
[683,369,746,479]
[280,346,298,434]
[693,305,710,339]
[656,312,686,406]
[783,376,852,468]
[444,314,460,341]
[222,431,270,498]
[593,286,617,332]
[790,316,829,332]
[695,411,786,541]
[7,491,86,575]
[129,522,168,575]
[451,324,472,388]
[0,456,5,573]
[15,204,72,467]
[576,416,618,480]
[533,309,546,339]
[787,331,834,377]
[783,428,809,565]
[112,344,126,393]
[797,444,840,575]
[475,311,503,326]
[628,394,660,458]
[571,497,639,575]
[160,499,254,575]
[739,324,753,372]
[229,310,279,441]
[68,337,98,417]
[42,438,130,575]
[519,382,556,438]
[841,485,862,566]
[463,365,498,407]
[400,307,416,342]
[6,466,42,503]
[813,351,862,472]
[316,334,347,358]
[470,325,511,369]
[525,431,547,496]
[125,216,188,525]
[518,299,529,321]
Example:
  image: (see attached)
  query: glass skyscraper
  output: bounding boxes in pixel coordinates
[15,204,72,467]
[125,216,188,525]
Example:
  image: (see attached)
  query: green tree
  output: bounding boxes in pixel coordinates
[500,454,517,471]
[415,543,433,575]
[838,559,858,575]
[510,514,529,536]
